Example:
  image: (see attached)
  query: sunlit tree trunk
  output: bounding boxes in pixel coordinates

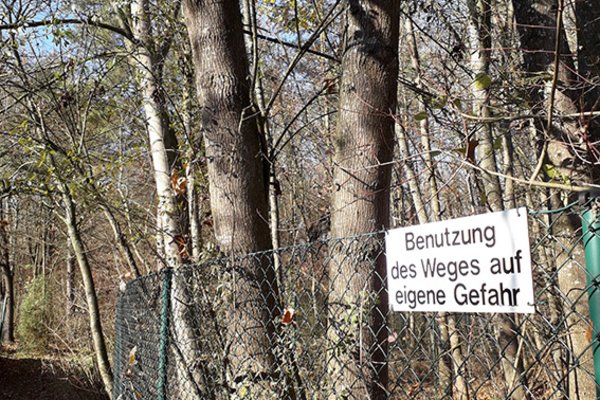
[403,17,468,399]
[0,199,14,343]
[58,181,113,398]
[181,66,203,262]
[66,238,75,317]
[130,0,181,268]
[183,0,280,396]
[327,1,400,398]
[468,1,529,398]
[129,2,205,398]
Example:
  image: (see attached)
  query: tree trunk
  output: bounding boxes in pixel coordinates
[512,1,596,398]
[182,71,202,262]
[404,17,470,399]
[59,183,113,398]
[66,238,75,317]
[1,266,14,343]
[575,0,600,180]
[327,1,400,399]
[241,0,282,266]
[130,0,182,269]
[129,2,205,397]
[575,0,600,100]
[102,205,141,278]
[183,0,280,396]
[469,1,529,398]
[0,199,14,343]
[185,156,202,261]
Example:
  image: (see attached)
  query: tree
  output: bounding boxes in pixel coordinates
[399,14,469,399]
[512,0,599,398]
[0,198,15,343]
[327,1,400,398]
[183,0,280,395]
[468,0,528,397]
[126,0,185,269]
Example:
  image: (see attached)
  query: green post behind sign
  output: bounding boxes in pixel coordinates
[581,191,600,398]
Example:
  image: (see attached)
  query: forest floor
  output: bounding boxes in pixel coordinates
[0,345,109,400]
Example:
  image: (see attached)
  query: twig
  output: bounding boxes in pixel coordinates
[458,110,600,123]
[242,29,339,62]
[264,0,344,114]
[0,18,136,43]
[454,155,594,192]
[529,0,564,184]
[528,140,548,186]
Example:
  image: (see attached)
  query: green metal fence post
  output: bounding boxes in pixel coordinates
[157,268,172,400]
[581,190,600,398]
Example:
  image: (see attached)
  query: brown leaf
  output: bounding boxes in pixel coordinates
[466,139,479,163]
[281,308,296,326]
[174,235,189,261]
[171,172,187,196]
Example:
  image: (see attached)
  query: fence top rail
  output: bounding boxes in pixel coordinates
[124,201,591,291]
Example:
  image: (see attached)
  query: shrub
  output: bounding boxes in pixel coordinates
[17,275,53,352]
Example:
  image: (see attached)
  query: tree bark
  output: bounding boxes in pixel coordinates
[575,1,600,95]
[0,240,14,344]
[0,266,14,343]
[327,1,400,399]
[575,0,600,180]
[182,71,203,262]
[183,0,280,396]
[129,2,206,398]
[184,0,271,255]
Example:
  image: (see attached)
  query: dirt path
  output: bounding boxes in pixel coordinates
[0,356,109,400]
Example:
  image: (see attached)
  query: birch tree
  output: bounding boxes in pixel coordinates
[0,198,15,343]
[468,1,528,397]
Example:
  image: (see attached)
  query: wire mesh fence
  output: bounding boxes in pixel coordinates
[113,200,600,399]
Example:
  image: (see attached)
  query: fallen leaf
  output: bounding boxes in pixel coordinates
[128,346,137,366]
[281,308,295,326]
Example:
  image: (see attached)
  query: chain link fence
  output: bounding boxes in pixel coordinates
[113,201,600,399]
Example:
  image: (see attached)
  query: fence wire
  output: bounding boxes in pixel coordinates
[113,203,600,399]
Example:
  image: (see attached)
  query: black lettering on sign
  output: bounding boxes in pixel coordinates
[404,225,496,251]
[420,258,480,281]
[454,283,520,307]
[395,286,446,309]
[490,250,523,274]
[391,261,416,279]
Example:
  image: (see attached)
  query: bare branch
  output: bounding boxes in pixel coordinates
[242,29,339,63]
[0,18,136,43]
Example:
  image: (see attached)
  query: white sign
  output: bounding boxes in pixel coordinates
[386,207,534,313]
